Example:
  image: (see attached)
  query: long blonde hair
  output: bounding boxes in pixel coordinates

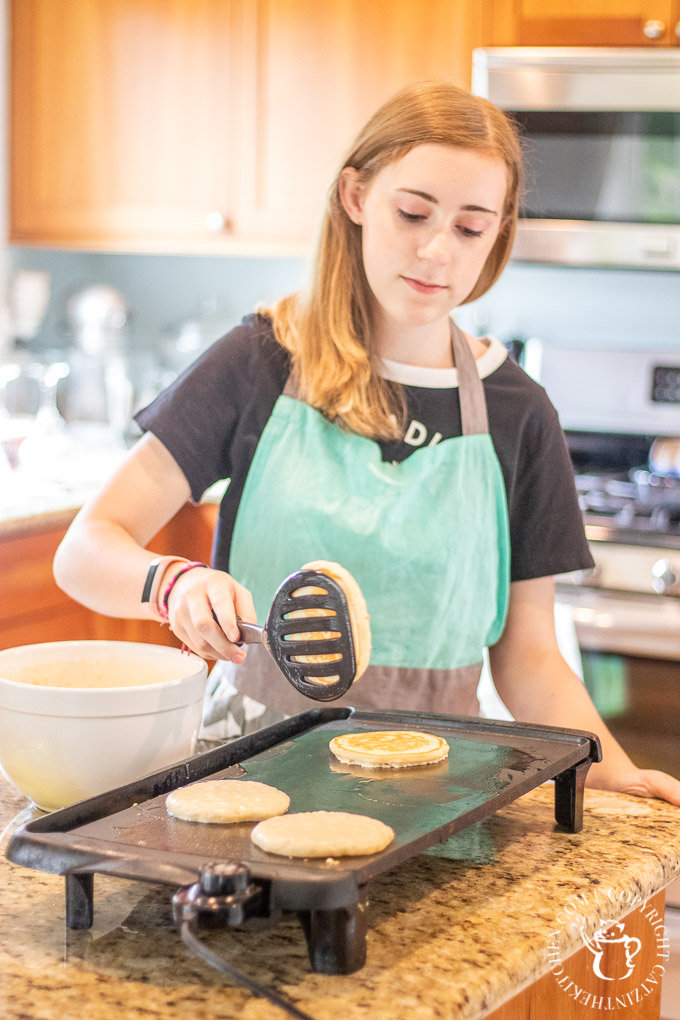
[264,81,523,439]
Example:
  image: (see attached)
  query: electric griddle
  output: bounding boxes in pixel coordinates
[6,708,600,999]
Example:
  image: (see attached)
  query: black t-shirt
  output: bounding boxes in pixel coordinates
[135,313,594,582]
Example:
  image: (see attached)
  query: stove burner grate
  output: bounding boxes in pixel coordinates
[575,470,680,536]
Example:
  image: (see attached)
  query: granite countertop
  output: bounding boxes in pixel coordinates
[0,447,126,538]
[2,775,679,1020]
[0,469,225,539]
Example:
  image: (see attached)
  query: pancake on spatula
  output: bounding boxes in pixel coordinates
[287,560,371,686]
[250,810,394,857]
[166,780,290,823]
[329,730,449,768]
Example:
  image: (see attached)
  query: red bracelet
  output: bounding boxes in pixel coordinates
[159,561,209,621]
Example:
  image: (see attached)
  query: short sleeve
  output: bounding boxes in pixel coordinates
[506,394,594,582]
[134,315,287,503]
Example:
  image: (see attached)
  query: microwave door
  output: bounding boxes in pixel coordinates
[510,110,680,269]
[516,111,680,224]
[472,47,680,269]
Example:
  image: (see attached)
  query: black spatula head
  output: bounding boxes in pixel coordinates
[264,569,357,701]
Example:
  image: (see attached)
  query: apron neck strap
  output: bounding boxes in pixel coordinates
[283,319,490,436]
[282,374,298,398]
[450,319,489,436]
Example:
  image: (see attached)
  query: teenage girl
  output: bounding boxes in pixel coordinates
[54,81,680,805]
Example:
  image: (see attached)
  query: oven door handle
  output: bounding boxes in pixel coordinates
[556,590,680,660]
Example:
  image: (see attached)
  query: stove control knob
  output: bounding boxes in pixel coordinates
[569,565,602,587]
[651,559,680,595]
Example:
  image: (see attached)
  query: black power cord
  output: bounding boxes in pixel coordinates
[173,863,318,1020]
[179,917,317,1020]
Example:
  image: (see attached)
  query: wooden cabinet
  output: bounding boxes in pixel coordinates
[0,502,218,652]
[10,0,483,252]
[232,0,486,244]
[486,891,666,1020]
[10,0,239,249]
[482,0,680,47]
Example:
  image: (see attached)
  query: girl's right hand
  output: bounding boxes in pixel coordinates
[164,565,257,662]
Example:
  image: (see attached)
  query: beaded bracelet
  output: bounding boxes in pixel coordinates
[159,561,210,622]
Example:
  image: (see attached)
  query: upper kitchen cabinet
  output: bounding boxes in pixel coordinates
[10,0,240,250]
[482,0,680,46]
[10,0,483,253]
[231,0,484,243]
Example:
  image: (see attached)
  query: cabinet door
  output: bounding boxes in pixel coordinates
[10,0,237,246]
[231,0,484,242]
[482,0,678,46]
[10,0,485,250]
[0,503,218,652]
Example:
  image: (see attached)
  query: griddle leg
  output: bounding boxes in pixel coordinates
[65,872,94,929]
[297,891,368,974]
[554,760,592,833]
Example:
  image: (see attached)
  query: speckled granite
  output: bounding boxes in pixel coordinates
[0,477,225,537]
[0,504,80,537]
[1,776,679,1020]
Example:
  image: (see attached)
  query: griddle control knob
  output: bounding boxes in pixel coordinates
[199,861,250,896]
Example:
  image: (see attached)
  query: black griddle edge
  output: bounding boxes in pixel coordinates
[6,707,601,985]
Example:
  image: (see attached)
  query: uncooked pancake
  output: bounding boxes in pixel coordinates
[166,780,290,823]
[329,730,449,768]
[250,810,394,857]
[286,560,371,685]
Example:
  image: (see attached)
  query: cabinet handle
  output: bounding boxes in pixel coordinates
[642,18,665,39]
[204,211,231,233]
[675,20,680,40]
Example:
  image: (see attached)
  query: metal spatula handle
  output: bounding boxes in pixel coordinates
[236,620,265,645]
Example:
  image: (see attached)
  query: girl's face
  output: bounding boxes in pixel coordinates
[340,143,508,336]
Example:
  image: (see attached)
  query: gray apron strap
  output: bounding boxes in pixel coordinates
[282,375,298,398]
[284,319,489,435]
[449,319,489,436]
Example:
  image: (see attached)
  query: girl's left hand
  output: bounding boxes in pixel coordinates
[588,766,680,807]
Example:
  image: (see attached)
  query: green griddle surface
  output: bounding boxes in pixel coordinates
[66,713,588,881]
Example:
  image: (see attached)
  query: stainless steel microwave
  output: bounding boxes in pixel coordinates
[472,47,680,270]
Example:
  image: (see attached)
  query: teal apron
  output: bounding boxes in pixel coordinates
[216,320,510,719]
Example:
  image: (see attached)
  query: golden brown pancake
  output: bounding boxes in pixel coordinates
[250,810,394,857]
[329,730,449,768]
[166,780,290,823]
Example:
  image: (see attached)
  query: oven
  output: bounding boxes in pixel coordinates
[552,424,680,1020]
[556,520,680,778]
[523,341,680,780]
[511,338,680,1013]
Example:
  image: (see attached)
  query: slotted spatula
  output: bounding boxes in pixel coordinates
[236,569,357,701]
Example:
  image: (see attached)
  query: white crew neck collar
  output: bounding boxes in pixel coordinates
[379,335,508,388]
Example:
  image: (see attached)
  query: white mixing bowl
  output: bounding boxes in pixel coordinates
[0,640,208,811]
